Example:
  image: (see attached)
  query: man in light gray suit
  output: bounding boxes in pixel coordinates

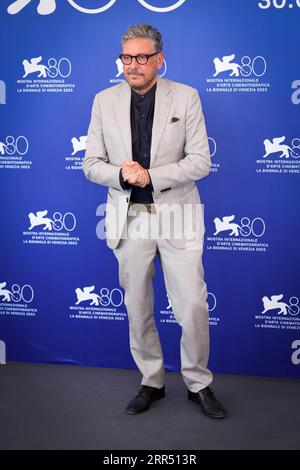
[83,24,226,419]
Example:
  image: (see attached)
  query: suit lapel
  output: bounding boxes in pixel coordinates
[114,81,132,161]
[150,77,172,167]
[113,77,172,165]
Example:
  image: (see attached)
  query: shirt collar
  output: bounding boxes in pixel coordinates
[131,81,157,103]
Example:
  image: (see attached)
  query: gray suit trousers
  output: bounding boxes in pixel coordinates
[113,207,213,393]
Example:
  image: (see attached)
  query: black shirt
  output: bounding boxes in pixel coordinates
[119,82,156,203]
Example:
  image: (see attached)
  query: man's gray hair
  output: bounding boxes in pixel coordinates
[121,24,163,52]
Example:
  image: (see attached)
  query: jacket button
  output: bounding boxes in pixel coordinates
[126,197,129,203]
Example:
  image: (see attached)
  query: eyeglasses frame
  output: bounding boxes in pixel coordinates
[119,51,160,65]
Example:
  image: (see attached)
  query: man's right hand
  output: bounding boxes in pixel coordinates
[121,160,139,181]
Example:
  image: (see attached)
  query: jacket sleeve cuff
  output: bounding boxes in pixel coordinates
[119,168,132,190]
[147,170,153,191]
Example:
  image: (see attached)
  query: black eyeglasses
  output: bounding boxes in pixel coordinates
[119,52,159,65]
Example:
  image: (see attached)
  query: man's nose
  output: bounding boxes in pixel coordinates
[128,62,141,71]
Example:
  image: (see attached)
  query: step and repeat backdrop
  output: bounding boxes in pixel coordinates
[0,0,299,377]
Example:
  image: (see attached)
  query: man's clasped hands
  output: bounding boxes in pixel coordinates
[121,161,150,188]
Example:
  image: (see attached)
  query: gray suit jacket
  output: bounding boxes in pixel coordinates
[82,76,211,249]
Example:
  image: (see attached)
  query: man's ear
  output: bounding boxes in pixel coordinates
[157,51,164,70]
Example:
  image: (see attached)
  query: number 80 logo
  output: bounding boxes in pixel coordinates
[68,0,187,13]
[8,0,187,15]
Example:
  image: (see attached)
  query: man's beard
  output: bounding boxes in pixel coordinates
[125,72,156,91]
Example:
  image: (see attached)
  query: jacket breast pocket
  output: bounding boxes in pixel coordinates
[165,119,183,131]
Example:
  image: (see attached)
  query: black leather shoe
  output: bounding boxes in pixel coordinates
[126,385,165,415]
[188,387,226,419]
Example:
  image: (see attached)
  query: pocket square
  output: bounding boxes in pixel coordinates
[171,117,180,123]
